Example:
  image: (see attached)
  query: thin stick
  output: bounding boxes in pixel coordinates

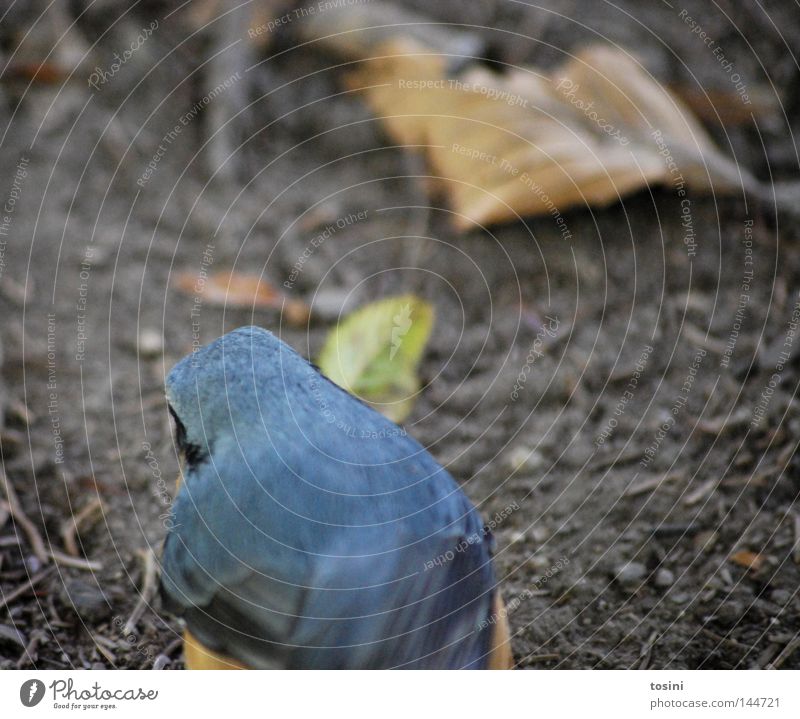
[684,477,720,506]
[0,471,48,565]
[16,631,42,669]
[90,633,118,666]
[60,498,105,557]
[47,549,102,572]
[792,512,800,565]
[123,548,158,636]
[768,635,800,669]
[624,473,681,498]
[0,567,55,612]
[525,653,560,663]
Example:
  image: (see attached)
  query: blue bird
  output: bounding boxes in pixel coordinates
[160,326,511,669]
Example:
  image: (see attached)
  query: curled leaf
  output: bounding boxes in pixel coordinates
[347,41,759,228]
[318,295,434,422]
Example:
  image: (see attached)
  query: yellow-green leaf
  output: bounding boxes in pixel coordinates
[318,295,434,422]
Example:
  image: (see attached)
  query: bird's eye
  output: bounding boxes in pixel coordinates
[168,405,207,469]
[168,405,188,451]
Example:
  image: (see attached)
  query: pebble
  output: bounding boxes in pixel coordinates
[615,561,647,589]
[509,530,526,544]
[507,446,544,471]
[654,568,675,588]
[138,329,164,357]
[531,525,550,543]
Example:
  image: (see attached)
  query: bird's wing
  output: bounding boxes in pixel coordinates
[160,438,496,669]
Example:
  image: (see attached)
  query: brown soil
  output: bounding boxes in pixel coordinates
[0,0,798,669]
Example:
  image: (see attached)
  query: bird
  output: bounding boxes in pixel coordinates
[160,325,511,669]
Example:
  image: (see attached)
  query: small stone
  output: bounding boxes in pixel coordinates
[711,602,744,626]
[138,329,163,357]
[526,555,551,571]
[694,530,718,552]
[654,568,674,588]
[615,561,647,589]
[507,446,543,471]
[531,525,550,543]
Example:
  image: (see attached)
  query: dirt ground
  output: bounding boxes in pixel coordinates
[0,0,799,669]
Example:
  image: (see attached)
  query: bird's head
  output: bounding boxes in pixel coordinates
[165,326,303,471]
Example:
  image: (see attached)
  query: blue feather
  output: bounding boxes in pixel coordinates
[161,326,498,668]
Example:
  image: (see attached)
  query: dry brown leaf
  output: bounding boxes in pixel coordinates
[347,41,760,228]
[729,550,766,571]
[173,270,310,325]
[668,83,782,126]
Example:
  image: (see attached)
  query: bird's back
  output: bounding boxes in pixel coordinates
[161,326,499,668]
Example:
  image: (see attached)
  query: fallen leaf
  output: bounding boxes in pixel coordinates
[668,83,781,126]
[318,295,434,422]
[729,550,766,571]
[3,63,68,85]
[173,270,310,325]
[347,41,760,228]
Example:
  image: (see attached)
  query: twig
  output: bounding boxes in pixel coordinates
[756,641,782,669]
[624,473,681,498]
[0,470,49,565]
[635,631,659,670]
[150,636,183,669]
[16,630,44,669]
[93,633,120,651]
[90,633,118,666]
[47,549,102,572]
[151,654,171,670]
[792,512,800,565]
[590,449,642,472]
[123,548,158,636]
[684,477,720,506]
[767,634,800,669]
[60,498,105,557]
[0,567,55,612]
[701,628,752,653]
[682,323,727,355]
[695,409,752,435]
